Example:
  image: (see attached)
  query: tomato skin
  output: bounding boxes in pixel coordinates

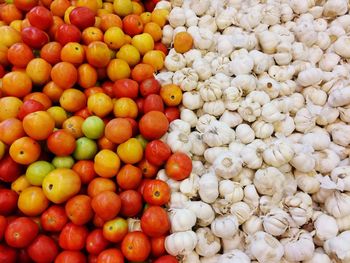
[69,7,95,30]
[27,6,53,31]
[0,189,18,216]
[41,205,68,232]
[91,191,121,221]
[0,155,22,183]
[145,140,171,166]
[86,229,110,255]
[18,249,32,263]
[59,223,89,250]
[5,217,39,248]
[151,236,166,257]
[65,195,93,225]
[17,99,45,120]
[116,164,142,190]
[140,78,160,97]
[21,27,49,49]
[101,81,114,98]
[142,179,170,206]
[27,235,59,263]
[139,111,169,140]
[0,244,17,263]
[154,255,179,263]
[135,97,144,115]
[121,231,151,262]
[123,14,143,37]
[0,216,7,241]
[119,190,143,217]
[55,24,82,46]
[55,251,87,263]
[165,152,192,181]
[47,130,77,156]
[113,79,139,99]
[102,217,128,243]
[143,94,164,113]
[97,248,124,263]
[141,206,170,238]
[164,107,180,123]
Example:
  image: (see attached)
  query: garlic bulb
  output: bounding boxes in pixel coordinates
[212,151,243,179]
[127,218,141,232]
[185,201,215,227]
[166,130,192,154]
[281,230,315,262]
[198,172,219,204]
[195,227,221,257]
[165,231,198,256]
[263,139,294,167]
[180,173,200,198]
[254,167,286,201]
[165,49,187,72]
[230,202,252,225]
[262,208,291,236]
[243,215,264,235]
[314,213,339,242]
[168,7,186,27]
[219,250,250,263]
[303,248,332,263]
[202,121,235,147]
[210,214,239,239]
[324,231,350,262]
[219,180,243,203]
[284,192,313,226]
[325,191,350,218]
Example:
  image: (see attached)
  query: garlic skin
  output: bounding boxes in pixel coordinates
[230,202,251,225]
[210,214,239,239]
[242,215,264,235]
[212,151,243,179]
[325,191,350,218]
[262,208,291,236]
[324,231,350,262]
[202,121,235,147]
[195,227,221,257]
[219,250,251,263]
[166,130,192,154]
[281,230,315,262]
[198,172,219,204]
[219,180,243,203]
[185,201,215,227]
[165,231,198,256]
[314,213,339,242]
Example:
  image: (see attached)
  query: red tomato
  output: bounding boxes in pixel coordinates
[141,206,170,238]
[55,24,82,46]
[89,254,98,263]
[139,111,169,140]
[140,78,160,97]
[137,179,151,195]
[0,189,18,216]
[113,79,139,99]
[0,244,17,263]
[145,140,171,166]
[101,81,114,98]
[17,99,45,120]
[65,195,93,225]
[27,6,53,31]
[164,107,180,122]
[165,152,192,181]
[97,248,124,263]
[142,179,170,206]
[41,205,68,232]
[27,235,59,263]
[116,164,142,190]
[102,217,128,243]
[143,94,164,113]
[154,42,168,56]
[0,216,7,241]
[124,118,139,136]
[137,158,159,179]
[121,231,151,262]
[119,190,143,217]
[18,249,32,263]
[59,223,89,250]
[5,217,39,248]
[135,98,144,115]
[122,14,143,37]
[151,236,166,257]
[154,255,178,263]
[47,130,77,156]
[91,191,121,221]
[86,229,110,255]
[0,155,22,183]
[21,27,49,49]
[69,7,95,30]
[55,251,86,263]
[13,0,38,11]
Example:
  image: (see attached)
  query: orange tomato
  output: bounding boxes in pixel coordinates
[40,41,62,65]
[76,0,99,14]
[24,92,52,110]
[23,111,55,140]
[0,4,23,24]
[116,164,142,190]
[131,63,154,83]
[65,195,93,225]
[87,177,116,198]
[46,106,68,127]
[173,32,193,54]
[59,89,87,112]
[62,116,84,138]
[60,42,85,65]
[9,136,41,165]
[51,62,78,89]
[113,98,138,118]
[26,58,52,86]
[0,44,9,66]
[0,118,25,145]
[78,63,98,89]
[82,27,104,45]
[91,191,121,221]
[104,118,132,144]
[160,84,183,106]
[87,93,113,118]
[94,149,120,178]
[2,71,32,98]
[99,14,122,32]
[43,81,64,103]
[50,0,70,17]
[117,138,143,164]
[143,22,162,42]
[0,26,22,48]
[86,41,111,68]
[7,43,34,68]
[18,186,49,216]
[0,96,23,121]
[72,160,97,184]
[106,58,130,82]
[142,50,164,71]
[84,87,104,97]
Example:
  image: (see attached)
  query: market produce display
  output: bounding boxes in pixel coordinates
[1,0,350,262]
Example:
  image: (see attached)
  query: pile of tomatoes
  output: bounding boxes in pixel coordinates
[0,0,192,262]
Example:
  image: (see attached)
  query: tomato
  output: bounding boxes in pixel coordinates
[87,178,116,198]
[116,164,142,190]
[65,195,93,225]
[18,249,32,263]
[0,155,22,183]
[91,191,121,221]
[27,235,59,263]
[116,138,143,164]
[47,130,77,156]
[17,99,45,120]
[141,206,170,238]
[86,229,110,255]
[0,216,7,241]
[55,251,86,263]
[73,160,97,184]
[139,111,169,140]
[0,189,18,216]
[164,107,180,122]
[137,158,159,178]
[55,24,81,46]
[121,231,151,262]
[151,236,166,257]
[125,117,139,136]
[27,6,53,31]
[142,179,170,206]
[145,140,171,166]
[5,217,39,248]
[59,223,89,250]
[154,255,178,263]
[41,205,68,232]
[97,248,124,263]
[143,94,164,113]
[165,152,192,181]
[69,7,95,30]
[21,27,49,49]
[18,187,50,216]
[119,190,143,217]
[123,14,143,36]
[0,244,17,263]
[102,217,128,243]
[101,81,114,98]
[113,79,139,99]
[140,77,160,97]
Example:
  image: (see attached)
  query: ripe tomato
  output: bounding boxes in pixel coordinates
[86,229,110,255]
[27,235,59,263]
[0,216,7,241]
[102,217,128,243]
[41,42,62,65]
[0,244,17,263]
[55,251,86,263]
[47,130,77,156]
[140,77,160,97]
[143,94,164,113]
[154,255,178,263]
[27,6,53,31]
[17,248,32,263]
[135,97,144,115]
[123,14,143,36]
[55,24,81,46]
[41,205,68,232]
[139,111,169,140]
[18,187,49,216]
[5,217,39,248]
[119,190,143,217]
[121,231,151,262]
[116,164,142,190]
[164,107,180,122]
[142,179,170,206]
[69,7,95,30]
[91,191,121,221]
[113,79,139,99]
[7,43,34,68]
[0,155,22,183]
[21,27,49,49]
[165,152,192,181]
[59,223,89,250]
[87,178,116,198]
[138,158,159,178]
[65,195,93,225]
[145,140,171,166]
[0,189,18,216]
[17,99,45,120]
[141,206,170,238]
[97,248,124,263]
[73,160,97,184]
[151,236,166,257]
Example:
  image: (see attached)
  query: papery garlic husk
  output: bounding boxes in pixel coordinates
[220,110,243,128]
[246,231,284,263]
[219,180,243,203]
[294,107,317,133]
[189,131,207,156]
[329,123,350,147]
[127,218,141,232]
[294,170,320,194]
[284,192,313,226]
[203,100,225,116]
[290,144,316,173]
[303,247,332,263]
[263,139,294,167]
[244,184,260,210]
[328,86,350,107]
[314,213,339,242]
[168,192,188,209]
[252,119,274,139]
[230,201,252,225]
[240,143,265,169]
[221,230,246,253]
[198,172,219,204]
[166,130,192,154]
[312,188,334,204]
[243,215,263,235]
[313,149,340,174]
[179,173,200,198]
[165,231,197,256]
[202,121,235,147]
[168,7,186,27]
[182,91,204,110]
[165,49,186,72]
[325,191,350,218]
[200,255,221,263]
[333,36,350,58]
[185,201,215,227]
[235,123,255,144]
[212,151,242,179]
[181,251,200,263]
[169,119,191,135]
[210,214,239,239]
[180,109,197,128]
[219,249,251,263]
[236,167,255,186]
[196,114,216,133]
[281,230,315,262]
[254,167,286,202]
[324,231,350,262]
[204,147,228,164]
[329,166,350,192]
[262,208,291,236]
[195,227,221,257]
[301,131,331,151]
[273,115,295,137]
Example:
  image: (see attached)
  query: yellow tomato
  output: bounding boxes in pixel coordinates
[104,27,125,49]
[64,6,76,24]
[116,44,140,66]
[0,141,5,160]
[11,175,31,194]
[0,26,22,47]
[113,97,138,118]
[160,84,183,106]
[18,186,50,216]
[107,58,131,81]
[87,93,114,118]
[113,0,133,17]
[9,20,22,32]
[42,168,81,204]
[151,9,169,28]
[140,12,152,24]
[47,106,68,128]
[26,58,52,86]
[131,33,154,55]
[142,50,164,71]
[0,97,23,122]
[94,149,120,178]
[117,138,143,164]
[143,22,162,42]
[132,1,144,15]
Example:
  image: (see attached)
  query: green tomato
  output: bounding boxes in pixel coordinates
[135,134,148,149]
[73,137,98,160]
[82,116,105,139]
[25,161,55,186]
[52,156,75,169]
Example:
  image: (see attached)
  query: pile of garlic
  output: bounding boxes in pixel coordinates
[155,0,350,262]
